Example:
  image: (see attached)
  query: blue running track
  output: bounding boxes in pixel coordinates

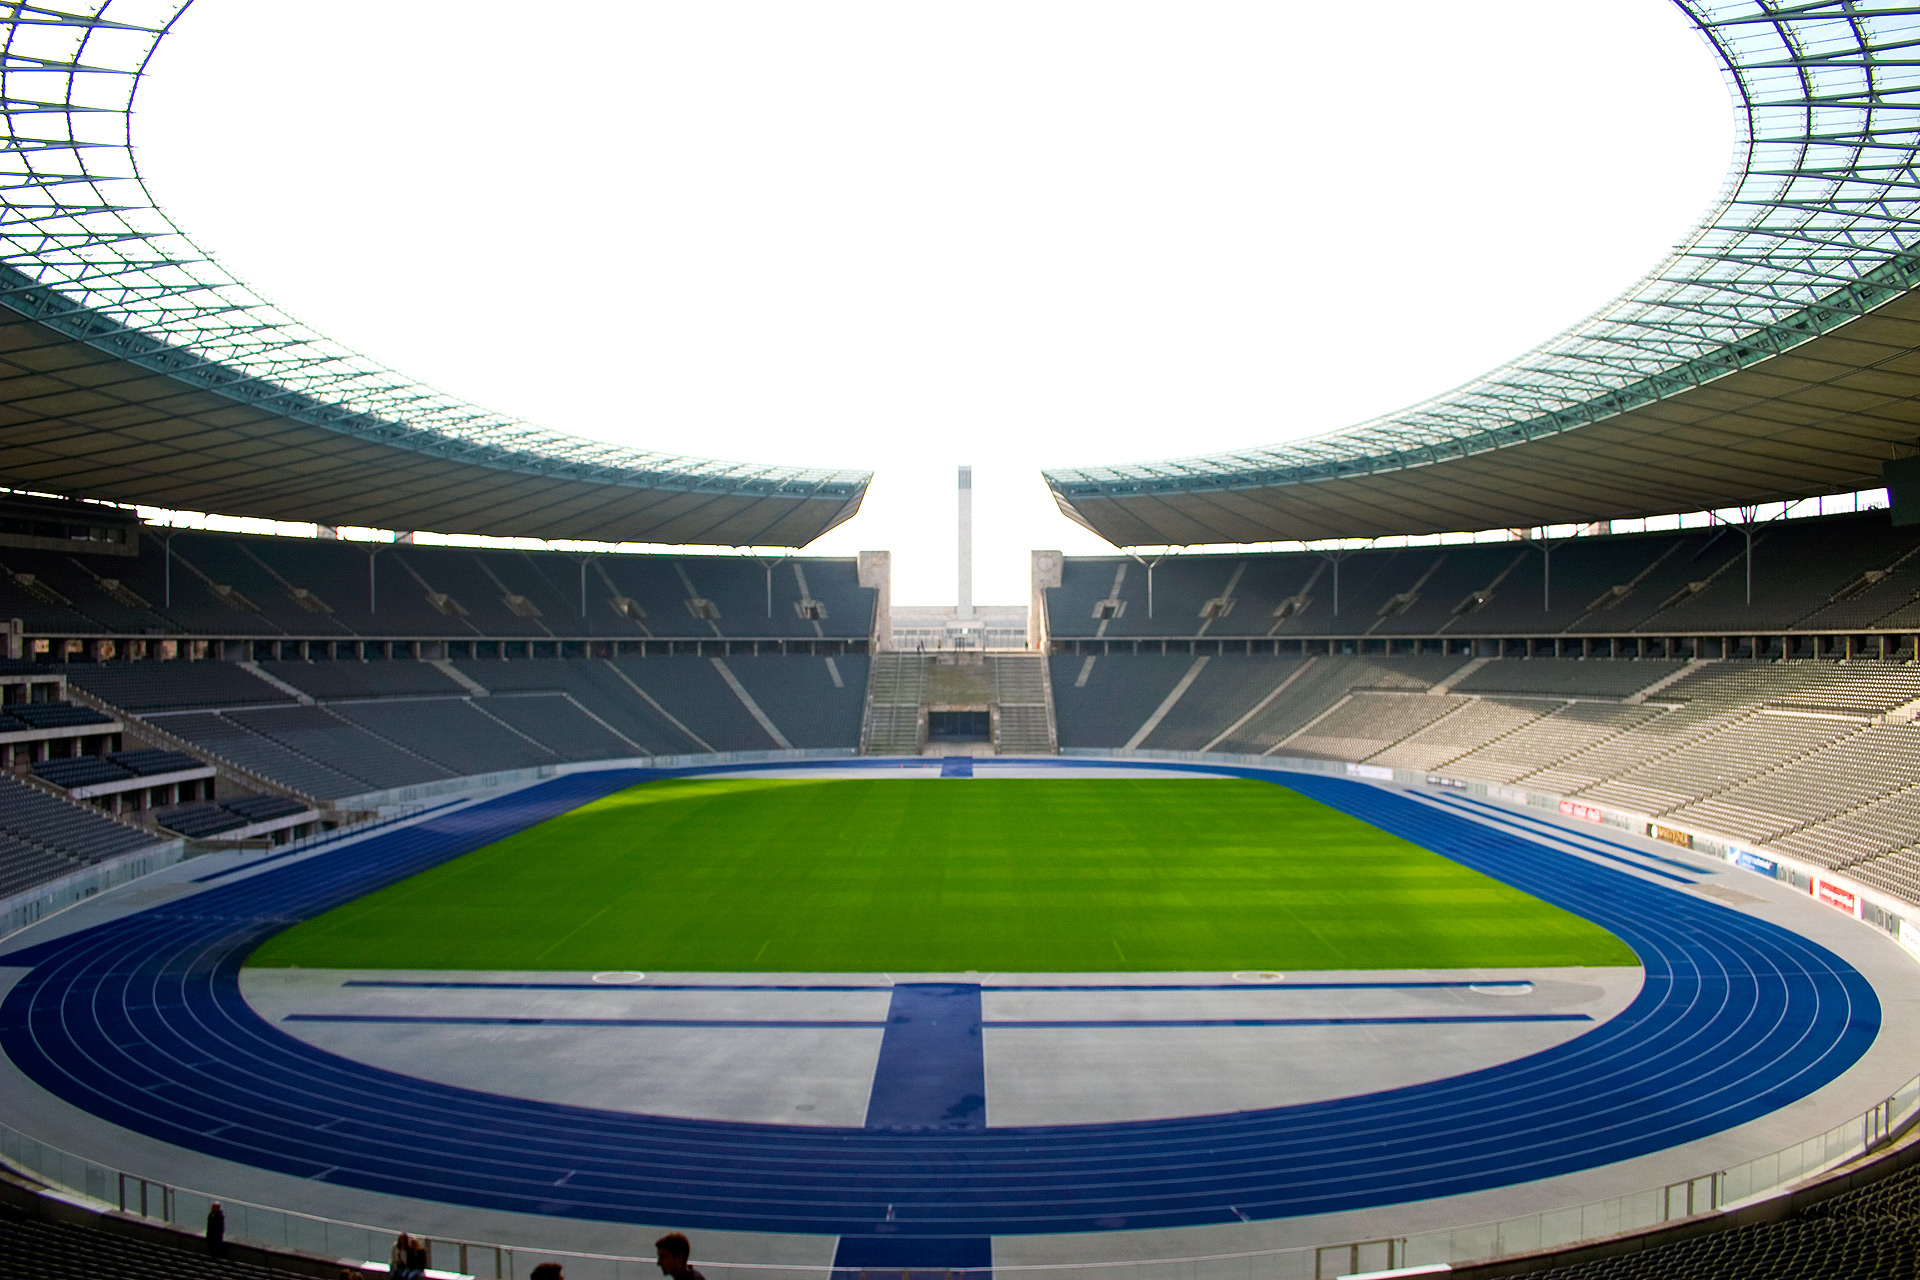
[0,764,1881,1244]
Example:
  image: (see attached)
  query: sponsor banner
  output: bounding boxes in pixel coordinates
[1816,879,1862,917]
[1346,763,1393,781]
[1559,799,1604,824]
[1899,919,1920,962]
[1426,775,1470,790]
[1649,823,1695,850]
[1492,785,1528,805]
[1733,849,1779,879]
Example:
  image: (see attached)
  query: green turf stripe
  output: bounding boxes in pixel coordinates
[249,778,1636,973]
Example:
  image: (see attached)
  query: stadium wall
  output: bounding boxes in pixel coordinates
[0,836,185,942]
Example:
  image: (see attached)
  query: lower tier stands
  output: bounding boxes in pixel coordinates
[1052,654,1920,905]
[0,1199,315,1280]
[48,654,869,803]
[33,749,203,793]
[0,772,162,898]
[158,793,311,840]
[1507,1150,1920,1280]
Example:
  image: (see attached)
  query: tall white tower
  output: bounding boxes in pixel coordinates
[957,465,974,620]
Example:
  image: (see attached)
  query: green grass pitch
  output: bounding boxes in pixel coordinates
[249,777,1637,973]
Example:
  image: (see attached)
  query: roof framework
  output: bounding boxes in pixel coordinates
[1048,1,1920,546]
[0,1,870,545]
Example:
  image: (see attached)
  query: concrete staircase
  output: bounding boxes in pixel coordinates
[992,654,1056,755]
[861,653,926,755]
[859,652,1058,755]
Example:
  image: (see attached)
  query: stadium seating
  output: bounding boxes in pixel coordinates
[4,701,114,730]
[0,1199,313,1280]
[1452,659,1683,698]
[0,775,154,864]
[63,663,290,713]
[153,711,372,800]
[31,749,203,793]
[1501,1152,1920,1279]
[155,803,248,838]
[602,656,795,752]
[39,652,868,806]
[0,529,875,642]
[451,657,701,753]
[724,653,869,749]
[1051,653,1197,749]
[1045,512,1920,643]
[156,793,312,840]
[329,697,562,775]
[31,755,129,790]
[256,658,462,700]
[477,694,637,761]
[1136,654,1309,751]
[1040,648,1920,903]
[221,793,309,824]
[226,705,455,790]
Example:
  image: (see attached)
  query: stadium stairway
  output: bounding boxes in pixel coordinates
[991,654,1056,754]
[861,653,926,754]
[861,653,1059,755]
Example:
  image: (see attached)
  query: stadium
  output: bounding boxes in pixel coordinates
[1,3,1920,1280]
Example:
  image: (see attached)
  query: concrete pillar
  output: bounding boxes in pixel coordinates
[1030,551,1062,652]
[858,550,892,652]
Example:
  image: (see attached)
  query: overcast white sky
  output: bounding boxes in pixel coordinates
[134,0,1733,605]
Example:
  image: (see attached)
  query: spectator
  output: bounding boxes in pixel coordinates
[530,1265,564,1280]
[391,1232,426,1280]
[655,1232,705,1280]
[205,1201,225,1257]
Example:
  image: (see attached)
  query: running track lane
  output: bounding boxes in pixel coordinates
[0,765,1881,1241]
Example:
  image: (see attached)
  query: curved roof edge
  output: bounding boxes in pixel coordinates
[0,2,869,546]
[1050,1,1920,546]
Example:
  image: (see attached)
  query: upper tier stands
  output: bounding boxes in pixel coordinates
[0,531,874,642]
[1045,512,1920,643]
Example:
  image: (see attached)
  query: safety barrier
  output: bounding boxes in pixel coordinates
[4,1080,1915,1279]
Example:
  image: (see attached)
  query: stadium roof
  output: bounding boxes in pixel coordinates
[0,3,869,547]
[1049,1,1920,547]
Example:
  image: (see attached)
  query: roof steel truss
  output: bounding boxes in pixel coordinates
[0,1,870,540]
[1047,2,1920,539]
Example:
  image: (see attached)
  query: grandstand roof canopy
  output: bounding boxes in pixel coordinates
[1048,2,1920,546]
[0,3,868,547]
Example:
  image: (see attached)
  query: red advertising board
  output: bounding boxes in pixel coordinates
[1559,799,1604,824]
[1816,879,1860,917]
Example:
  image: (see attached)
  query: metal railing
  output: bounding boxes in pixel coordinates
[5,1074,1916,1280]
